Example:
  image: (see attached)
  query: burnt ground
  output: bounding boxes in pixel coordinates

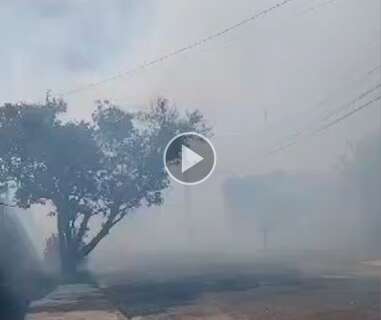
[97,254,380,319]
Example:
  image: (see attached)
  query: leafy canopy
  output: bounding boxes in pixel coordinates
[0,97,209,261]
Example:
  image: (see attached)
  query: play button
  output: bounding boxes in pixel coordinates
[164,132,216,185]
[181,145,204,173]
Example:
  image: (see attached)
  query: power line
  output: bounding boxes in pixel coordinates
[57,0,296,97]
[215,65,380,140]
[315,95,381,135]
[216,89,381,176]
[321,83,381,122]
[280,82,381,143]
[310,64,380,115]
[216,88,381,176]
[271,65,381,147]
[267,94,381,156]
[268,94,381,155]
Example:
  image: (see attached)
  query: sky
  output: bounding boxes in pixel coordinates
[1,0,380,265]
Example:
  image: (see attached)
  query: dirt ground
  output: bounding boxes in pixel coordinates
[128,277,379,320]
[100,255,381,320]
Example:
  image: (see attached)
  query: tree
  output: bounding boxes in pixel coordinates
[0,97,209,278]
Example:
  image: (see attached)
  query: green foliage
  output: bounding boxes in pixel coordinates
[0,97,209,274]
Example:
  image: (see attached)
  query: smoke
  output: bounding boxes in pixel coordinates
[0,0,380,273]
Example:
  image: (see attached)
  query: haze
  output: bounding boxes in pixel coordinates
[0,0,380,275]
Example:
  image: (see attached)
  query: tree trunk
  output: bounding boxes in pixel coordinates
[61,254,79,281]
[56,209,81,281]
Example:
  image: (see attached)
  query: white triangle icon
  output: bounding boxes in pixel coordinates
[181,145,204,173]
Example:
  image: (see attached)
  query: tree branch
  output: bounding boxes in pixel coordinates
[75,212,92,245]
[79,212,125,257]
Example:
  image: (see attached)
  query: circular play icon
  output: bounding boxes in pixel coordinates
[164,132,216,185]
